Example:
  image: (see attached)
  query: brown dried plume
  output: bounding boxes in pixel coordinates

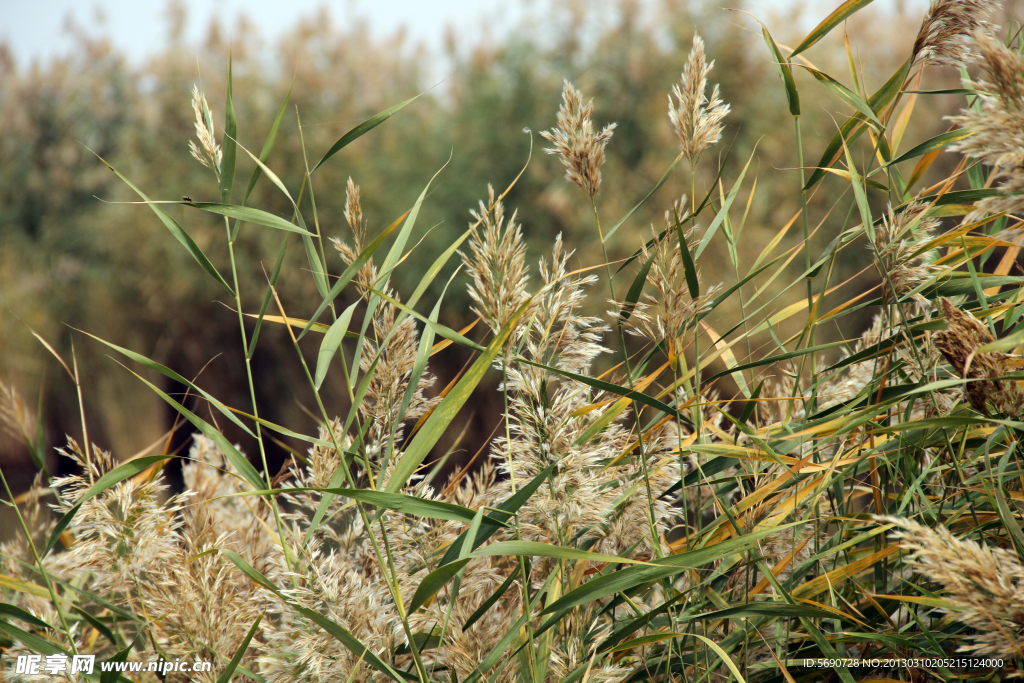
[934,298,1023,417]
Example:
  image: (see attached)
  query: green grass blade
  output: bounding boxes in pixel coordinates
[618,247,656,324]
[885,128,974,167]
[438,464,554,565]
[802,66,883,129]
[0,619,64,655]
[0,603,52,631]
[517,358,687,425]
[122,367,265,491]
[247,236,290,358]
[314,301,358,390]
[792,0,876,57]
[184,202,313,235]
[220,56,237,204]
[94,156,232,295]
[385,296,534,493]
[538,524,795,620]
[299,487,498,524]
[215,615,262,683]
[677,223,700,298]
[694,147,755,259]
[100,638,137,683]
[82,330,256,439]
[311,93,422,174]
[221,550,409,682]
[297,209,409,340]
[762,24,800,116]
[603,152,684,243]
[467,541,652,565]
[692,634,748,683]
[842,129,874,240]
[347,166,444,385]
[804,57,912,190]
[408,559,471,615]
[461,564,519,632]
[243,84,293,204]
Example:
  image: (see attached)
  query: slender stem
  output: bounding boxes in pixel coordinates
[591,197,662,557]
[223,217,295,577]
[793,115,818,418]
[71,343,92,485]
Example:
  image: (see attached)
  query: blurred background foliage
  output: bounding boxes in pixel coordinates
[0,0,981,487]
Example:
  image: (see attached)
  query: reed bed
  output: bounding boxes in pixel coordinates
[2,1,1024,681]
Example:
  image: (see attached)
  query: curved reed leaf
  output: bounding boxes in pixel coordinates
[311,94,422,174]
[93,156,233,295]
[182,202,313,235]
[791,0,876,57]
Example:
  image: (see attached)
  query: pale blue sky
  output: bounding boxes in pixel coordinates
[0,0,538,66]
[1,0,929,69]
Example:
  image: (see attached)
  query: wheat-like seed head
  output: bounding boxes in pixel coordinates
[617,227,717,368]
[460,185,531,335]
[189,85,222,175]
[668,33,730,167]
[344,176,366,250]
[540,80,617,197]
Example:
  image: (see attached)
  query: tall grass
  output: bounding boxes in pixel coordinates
[2,1,1024,681]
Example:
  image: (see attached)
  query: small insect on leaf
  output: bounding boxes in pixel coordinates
[181,196,193,202]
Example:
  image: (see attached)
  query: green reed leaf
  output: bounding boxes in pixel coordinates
[792,0,876,57]
[311,94,422,174]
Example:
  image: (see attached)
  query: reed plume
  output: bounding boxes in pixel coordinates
[872,200,940,304]
[884,516,1024,657]
[934,297,1024,417]
[913,0,1001,68]
[540,80,617,197]
[948,30,1024,220]
[668,33,730,166]
[188,86,222,175]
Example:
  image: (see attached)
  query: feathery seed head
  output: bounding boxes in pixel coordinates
[913,0,1001,68]
[883,515,1024,657]
[189,85,222,175]
[540,80,617,196]
[871,201,940,303]
[669,34,730,166]
[934,297,1024,417]
[618,228,716,368]
[948,31,1024,220]
[344,177,366,249]
[461,185,531,334]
